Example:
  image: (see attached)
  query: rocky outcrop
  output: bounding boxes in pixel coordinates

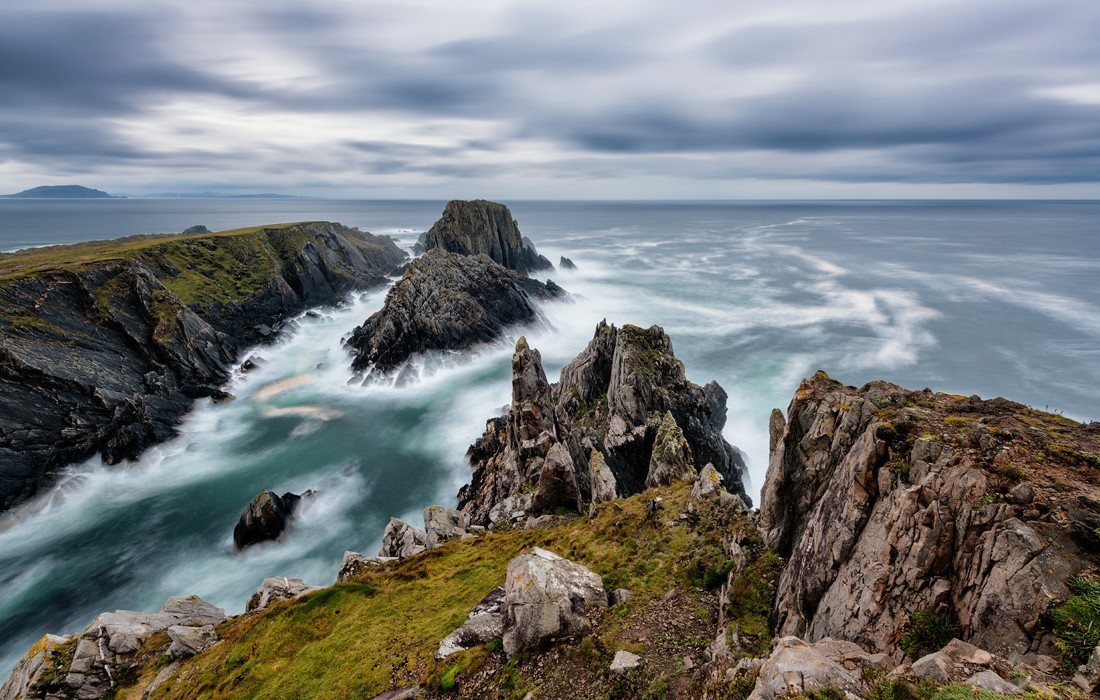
[0,222,405,512]
[233,490,312,551]
[420,200,552,274]
[501,548,607,657]
[0,596,226,700]
[559,256,577,270]
[345,249,565,378]
[378,517,430,559]
[246,577,323,612]
[378,505,478,559]
[759,371,1100,660]
[458,322,749,525]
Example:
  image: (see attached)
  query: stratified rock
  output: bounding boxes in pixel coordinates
[233,490,308,551]
[246,577,323,612]
[459,322,750,525]
[759,371,1100,659]
[559,256,577,270]
[378,517,430,558]
[421,200,552,273]
[423,506,471,549]
[610,650,642,674]
[502,548,608,657]
[345,250,565,377]
[435,587,505,659]
[750,636,862,699]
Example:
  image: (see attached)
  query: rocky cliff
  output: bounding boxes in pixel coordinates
[345,249,565,379]
[419,199,552,274]
[760,371,1100,662]
[0,222,405,511]
[458,322,750,525]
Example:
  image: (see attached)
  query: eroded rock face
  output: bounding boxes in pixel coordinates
[458,322,749,525]
[345,250,565,378]
[760,371,1100,660]
[420,200,552,274]
[502,548,607,657]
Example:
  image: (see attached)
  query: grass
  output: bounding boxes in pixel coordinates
[1051,576,1100,666]
[146,483,772,699]
[899,610,957,660]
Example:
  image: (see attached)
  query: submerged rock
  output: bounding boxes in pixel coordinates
[233,490,312,551]
[421,199,552,274]
[345,250,566,377]
[502,548,607,657]
[459,322,750,525]
[559,256,577,270]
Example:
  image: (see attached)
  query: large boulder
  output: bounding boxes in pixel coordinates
[423,506,470,549]
[345,250,565,378]
[502,548,608,657]
[233,490,310,551]
[420,199,552,274]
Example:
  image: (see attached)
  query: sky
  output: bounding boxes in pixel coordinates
[0,0,1098,199]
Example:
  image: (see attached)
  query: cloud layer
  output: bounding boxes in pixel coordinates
[1,0,1097,197]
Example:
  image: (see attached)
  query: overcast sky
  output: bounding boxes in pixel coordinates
[1,0,1098,198]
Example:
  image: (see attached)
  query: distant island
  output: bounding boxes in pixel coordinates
[138,191,312,199]
[0,185,118,199]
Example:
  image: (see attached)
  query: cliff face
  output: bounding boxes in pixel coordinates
[0,222,405,511]
[760,371,1100,660]
[420,200,552,274]
[458,322,750,525]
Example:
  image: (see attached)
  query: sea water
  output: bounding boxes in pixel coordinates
[0,199,1097,676]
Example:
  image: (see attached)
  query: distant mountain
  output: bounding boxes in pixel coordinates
[1,185,118,199]
[138,192,313,199]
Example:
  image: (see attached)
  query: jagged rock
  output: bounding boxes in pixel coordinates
[423,506,470,549]
[502,548,608,656]
[0,634,73,700]
[459,323,750,525]
[965,670,1022,694]
[378,517,430,558]
[749,636,862,699]
[759,371,1099,658]
[233,490,310,551]
[610,650,642,674]
[0,222,405,513]
[345,250,565,377]
[559,256,577,270]
[646,411,695,487]
[166,625,217,659]
[420,200,552,273]
[910,651,953,682]
[435,587,505,659]
[337,551,394,582]
[690,463,724,500]
[246,577,323,612]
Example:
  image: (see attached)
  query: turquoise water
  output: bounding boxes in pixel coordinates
[1,199,1098,676]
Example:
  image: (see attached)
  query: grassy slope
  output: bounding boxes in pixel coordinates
[134,483,777,700]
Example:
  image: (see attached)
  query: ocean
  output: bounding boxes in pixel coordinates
[0,199,1097,677]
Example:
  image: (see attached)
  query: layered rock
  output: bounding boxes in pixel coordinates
[345,249,565,378]
[0,222,405,512]
[759,371,1100,660]
[458,322,749,525]
[233,490,312,551]
[419,200,552,274]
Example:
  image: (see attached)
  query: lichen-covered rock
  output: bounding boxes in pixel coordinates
[246,577,323,612]
[749,636,862,699]
[690,464,723,500]
[0,634,73,700]
[459,323,750,525]
[423,506,471,549]
[421,199,552,273]
[502,548,608,657]
[965,670,1022,695]
[345,250,565,378]
[759,371,1100,660]
[378,517,430,559]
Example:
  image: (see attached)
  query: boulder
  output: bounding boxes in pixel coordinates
[531,442,582,515]
[378,517,430,558]
[690,463,724,500]
[337,551,394,582]
[965,670,1022,695]
[1074,645,1100,692]
[911,651,953,682]
[423,506,470,549]
[246,577,323,612]
[609,588,634,606]
[233,490,311,551]
[435,587,505,659]
[610,650,642,674]
[502,548,608,656]
[940,638,992,665]
[750,636,862,699]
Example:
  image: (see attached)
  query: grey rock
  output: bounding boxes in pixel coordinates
[166,625,217,659]
[421,200,551,274]
[646,411,694,487]
[370,687,425,700]
[911,652,953,683]
[337,551,392,582]
[141,661,180,699]
[435,587,505,659]
[965,670,1022,694]
[502,548,608,656]
[181,224,209,234]
[589,450,618,505]
[1074,645,1100,692]
[609,588,634,606]
[423,506,470,549]
[750,636,861,699]
[610,650,642,674]
[812,638,898,672]
[0,634,73,700]
[559,256,577,270]
[378,517,430,559]
[531,442,582,515]
[246,577,322,612]
[941,638,992,665]
[690,463,724,500]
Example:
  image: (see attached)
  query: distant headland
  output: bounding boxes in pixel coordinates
[0,185,119,199]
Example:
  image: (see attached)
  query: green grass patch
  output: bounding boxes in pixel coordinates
[899,610,957,660]
[1052,576,1100,666]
